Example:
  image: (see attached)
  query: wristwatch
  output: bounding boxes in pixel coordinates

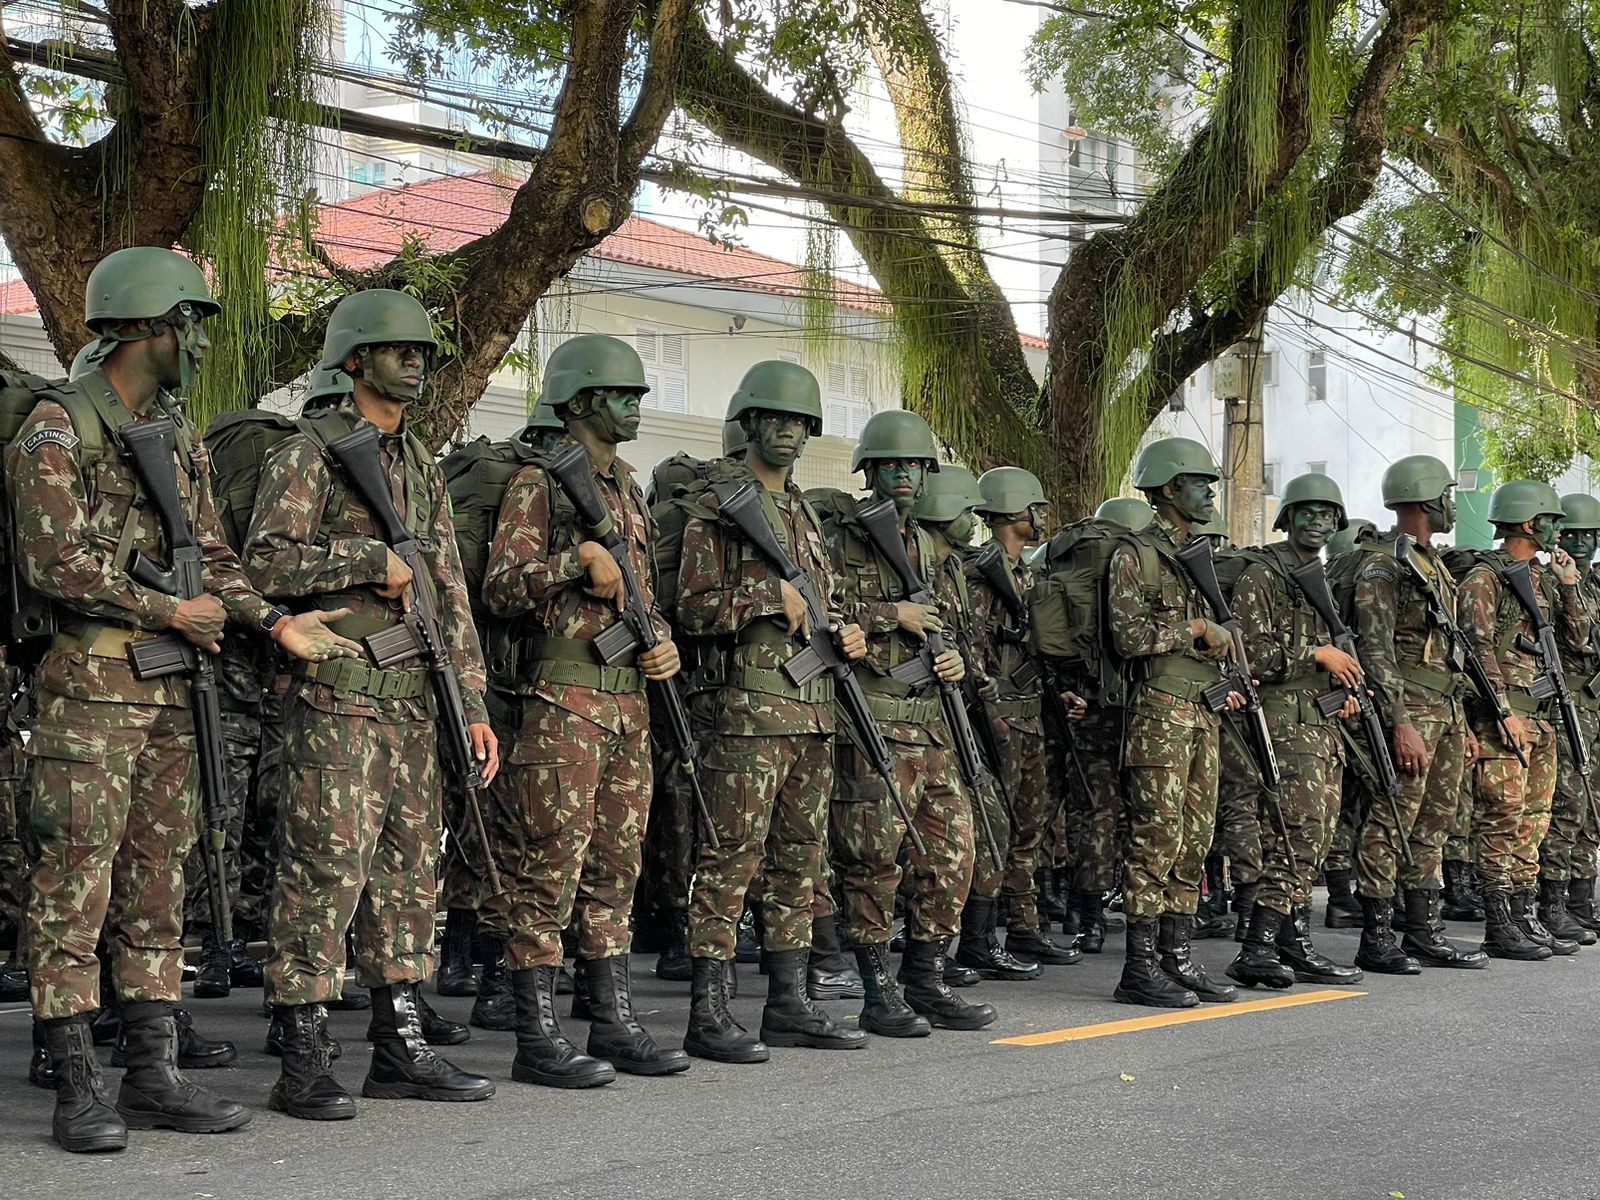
[259,604,292,637]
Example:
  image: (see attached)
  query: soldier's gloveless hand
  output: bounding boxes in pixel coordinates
[1061,690,1089,720]
[1464,729,1480,767]
[577,539,625,610]
[1503,713,1535,759]
[778,578,810,636]
[1314,644,1364,689]
[170,593,228,653]
[895,600,941,639]
[1191,617,1233,661]
[833,621,867,661]
[273,606,364,664]
[1393,722,1429,776]
[469,721,500,786]
[639,637,681,681]
[933,647,964,683]
[1552,547,1581,586]
[375,548,414,601]
[976,673,1001,702]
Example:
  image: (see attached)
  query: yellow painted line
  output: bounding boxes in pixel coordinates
[991,988,1366,1046]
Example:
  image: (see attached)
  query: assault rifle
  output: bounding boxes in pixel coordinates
[1287,558,1411,867]
[543,442,717,850]
[323,425,502,890]
[1395,535,1527,768]
[118,419,232,943]
[718,483,924,855]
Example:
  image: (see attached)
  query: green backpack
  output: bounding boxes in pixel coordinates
[1028,517,1132,705]
[650,453,752,621]
[440,430,546,620]
[203,406,359,554]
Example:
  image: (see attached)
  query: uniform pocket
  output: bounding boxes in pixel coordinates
[29,723,110,846]
[1122,714,1188,770]
[281,698,353,770]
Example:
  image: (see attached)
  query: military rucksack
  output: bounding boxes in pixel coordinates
[203,407,356,554]
[650,453,749,620]
[1326,524,1388,624]
[1028,517,1134,705]
[440,431,544,618]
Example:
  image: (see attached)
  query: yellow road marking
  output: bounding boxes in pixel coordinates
[991,989,1366,1046]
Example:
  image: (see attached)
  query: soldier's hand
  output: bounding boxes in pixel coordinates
[375,549,414,601]
[1393,722,1429,776]
[1504,714,1535,758]
[933,648,965,683]
[1061,690,1089,720]
[1314,644,1364,689]
[273,607,363,664]
[639,637,680,681]
[778,579,810,637]
[1465,729,1480,767]
[1552,547,1581,586]
[833,621,867,661]
[469,722,500,787]
[577,541,625,610]
[1337,695,1362,721]
[170,594,227,653]
[1223,690,1247,711]
[1192,618,1233,661]
[977,673,1001,702]
[896,601,942,639]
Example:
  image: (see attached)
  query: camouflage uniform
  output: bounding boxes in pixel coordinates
[0,664,34,953]
[1543,568,1600,885]
[10,372,284,1019]
[244,397,489,1005]
[1060,699,1123,896]
[1216,734,1263,888]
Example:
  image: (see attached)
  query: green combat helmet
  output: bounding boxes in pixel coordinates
[913,465,985,524]
[302,364,352,410]
[1190,511,1231,542]
[540,334,649,412]
[1130,436,1220,489]
[726,360,823,435]
[1561,494,1600,530]
[1327,517,1377,559]
[722,418,748,457]
[1094,497,1154,531]
[850,409,941,472]
[1487,479,1564,526]
[1272,472,1348,531]
[527,398,564,432]
[1381,454,1455,508]
[67,343,94,381]
[319,288,437,371]
[84,245,220,330]
[975,466,1047,517]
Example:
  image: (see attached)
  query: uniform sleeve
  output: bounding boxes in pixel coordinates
[1457,566,1510,710]
[4,401,179,630]
[426,469,489,725]
[964,574,1004,681]
[483,466,584,618]
[190,437,275,630]
[822,522,897,634]
[1556,579,1589,654]
[1232,564,1294,683]
[1350,557,1410,727]
[1107,544,1189,659]
[242,437,390,599]
[675,510,786,638]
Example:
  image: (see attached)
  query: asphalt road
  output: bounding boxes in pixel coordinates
[5,903,1599,1200]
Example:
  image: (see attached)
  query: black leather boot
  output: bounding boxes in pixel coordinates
[30,1016,56,1089]
[435,908,479,997]
[1355,896,1420,974]
[0,952,27,1002]
[470,938,516,1030]
[760,949,866,1050]
[1225,905,1296,989]
[1194,855,1232,938]
[192,936,229,1000]
[1568,876,1600,934]
[1037,866,1069,926]
[267,1004,355,1121]
[1323,868,1362,929]
[684,956,768,1062]
[1006,924,1082,966]
[363,983,495,1102]
[1441,860,1485,921]
[955,896,1040,981]
[854,944,931,1037]
[655,908,692,982]
[511,966,613,1087]
[114,1006,237,1069]
[43,1014,126,1152]
[1400,889,1488,969]
[582,956,690,1075]
[266,1003,342,1059]
[1482,891,1551,961]
[1073,889,1106,953]
[899,938,997,1030]
[1157,913,1236,1001]
[1115,918,1198,1007]
[226,939,263,989]
[115,1000,251,1133]
[327,988,370,1011]
[416,993,470,1045]
[807,914,863,1000]
[1232,881,1259,943]
[735,909,762,964]
[1277,905,1364,984]
[1539,878,1595,946]
[569,960,594,1019]
[1515,888,1577,955]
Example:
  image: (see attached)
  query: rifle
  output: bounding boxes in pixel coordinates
[717,484,925,855]
[322,425,502,892]
[117,419,231,944]
[542,443,718,851]
[1287,558,1412,868]
[1395,535,1528,768]
[1171,537,1295,875]
[857,499,1002,866]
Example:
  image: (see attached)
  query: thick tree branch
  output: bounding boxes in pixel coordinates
[620,0,694,167]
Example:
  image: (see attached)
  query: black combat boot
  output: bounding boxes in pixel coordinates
[435,908,479,997]
[266,1004,342,1060]
[1322,868,1362,929]
[0,949,27,1002]
[1006,923,1082,966]
[1194,854,1231,939]
[1037,866,1069,926]
[416,993,470,1045]
[1514,889,1577,955]
[363,983,495,1102]
[115,1000,250,1133]
[1232,881,1259,943]
[116,1006,237,1069]
[899,938,997,1030]
[327,988,370,1011]
[1441,860,1485,921]
[510,966,612,1087]
[470,937,516,1030]
[735,909,763,964]
[43,1014,127,1152]
[1481,892,1551,961]
[955,896,1040,981]
[227,940,263,988]
[1568,876,1600,934]
[582,956,690,1075]
[1225,905,1296,989]
[1073,889,1106,954]
[1157,913,1236,1002]
[807,914,863,1000]
[684,956,768,1062]
[1539,878,1595,947]
[1115,918,1199,1008]
[655,908,692,982]
[1277,905,1364,984]
[569,960,593,1020]
[1400,889,1488,969]
[30,1017,56,1089]
[192,936,229,1000]
[760,949,866,1050]
[267,1004,355,1121]
[853,944,931,1038]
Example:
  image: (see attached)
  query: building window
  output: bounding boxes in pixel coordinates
[1306,460,1327,476]
[1263,463,1278,496]
[1308,349,1327,403]
[635,325,687,413]
[825,361,871,439]
[1457,468,1479,491]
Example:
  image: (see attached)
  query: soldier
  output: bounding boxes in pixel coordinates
[10,247,360,1152]
[1560,497,1600,936]
[673,360,867,1061]
[1456,480,1587,960]
[0,657,31,1003]
[819,411,992,1034]
[1223,474,1363,989]
[1106,437,1243,1008]
[245,288,500,1119]
[480,334,688,1088]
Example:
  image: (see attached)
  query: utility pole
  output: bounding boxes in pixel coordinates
[1215,326,1268,547]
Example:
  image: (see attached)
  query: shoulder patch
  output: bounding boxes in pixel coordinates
[19,426,77,455]
[1361,562,1399,582]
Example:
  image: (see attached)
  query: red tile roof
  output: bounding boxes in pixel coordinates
[0,278,38,315]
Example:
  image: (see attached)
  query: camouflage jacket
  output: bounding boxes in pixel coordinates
[965,545,1043,735]
[7,369,275,708]
[676,461,839,737]
[483,440,665,735]
[1232,543,1338,740]
[1557,568,1600,710]
[1457,548,1587,720]
[1348,531,1462,729]
[243,397,488,726]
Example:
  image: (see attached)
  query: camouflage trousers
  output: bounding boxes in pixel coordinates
[1473,716,1558,894]
[1122,691,1219,920]
[830,729,974,944]
[485,700,650,970]
[1541,704,1600,883]
[266,696,442,1006]
[0,726,33,948]
[687,730,832,960]
[1355,704,1468,896]
[1063,706,1125,895]
[1321,777,1359,874]
[1442,747,1479,866]
[640,713,695,925]
[182,704,270,940]
[998,722,1051,934]
[27,688,198,1019]
[1216,732,1263,887]
[1254,722,1341,915]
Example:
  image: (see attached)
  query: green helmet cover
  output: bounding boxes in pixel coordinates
[726,360,823,434]
[1273,472,1348,532]
[1130,437,1220,489]
[1487,479,1564,526]
[539,334,649,412]
[975,466,1047,517]
[320,289,438,370]
[84,246,220,330]
[1326,518,1377,559]
[1190,510,1230,540]
[1381,455,1455,508]
[1560,493,1600,531]
[912,465,984,524]
[1094,497,1154,531]
[722,418,748,457]
[303,364,352,406]
[526,399,564,433]
[851,409,940,473]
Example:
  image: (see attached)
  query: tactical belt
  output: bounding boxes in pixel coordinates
[62,625,160,659]
[1399,662,1460,699]
[1133,653,1218,703]
[863,692,940,725]
[1257,680,1329,726]
[728,664,833,706]
[522,635,643,695]
[991,696,1041,721]
[301,657,429,701]
[1505,688,1544,718]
